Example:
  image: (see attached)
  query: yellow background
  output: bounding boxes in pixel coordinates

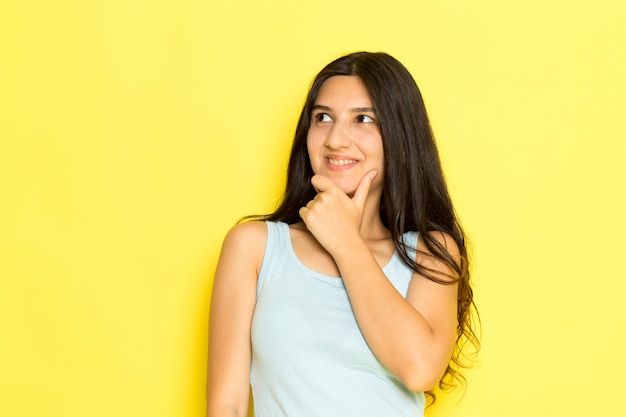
[1,1,625,416]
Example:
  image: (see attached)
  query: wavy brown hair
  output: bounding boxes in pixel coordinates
[249,51,480,403]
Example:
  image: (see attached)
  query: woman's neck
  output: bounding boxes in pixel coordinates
[359,195,390,241]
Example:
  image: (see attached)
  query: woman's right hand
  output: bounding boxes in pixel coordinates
[298,170,377,256]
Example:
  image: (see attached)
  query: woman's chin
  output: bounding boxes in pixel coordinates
[330,180,357,197]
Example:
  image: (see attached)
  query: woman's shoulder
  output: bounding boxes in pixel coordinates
[224,220,268,247]
[218,221,269,276]
[416,230,460,258]
[413,230,461,283]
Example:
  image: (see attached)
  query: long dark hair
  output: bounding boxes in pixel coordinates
[250,51,479,402]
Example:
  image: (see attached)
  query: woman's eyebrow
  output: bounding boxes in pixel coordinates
[312,104,375,113]
[312,104,331,111]
[350,107,375,113]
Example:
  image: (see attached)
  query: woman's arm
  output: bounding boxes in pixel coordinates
[206,221,266,417]
[332,232,458,392]
[300,173,458,392]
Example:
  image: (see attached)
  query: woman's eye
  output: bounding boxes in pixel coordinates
[356,115,375,123]
[315,113,332,122]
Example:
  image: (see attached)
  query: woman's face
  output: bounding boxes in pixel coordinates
[306,75,384,198]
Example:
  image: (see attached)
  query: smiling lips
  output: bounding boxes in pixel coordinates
[326,157,358,169]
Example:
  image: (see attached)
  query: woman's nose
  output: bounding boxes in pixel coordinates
[324,123,350,149]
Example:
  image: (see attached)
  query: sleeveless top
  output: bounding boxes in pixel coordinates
[250,221,426,417]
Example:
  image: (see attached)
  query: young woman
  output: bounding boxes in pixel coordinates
[207,52,479,417]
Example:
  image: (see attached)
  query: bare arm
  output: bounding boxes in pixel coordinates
[300,173,458,392]
[332,232,458,392]
[206,222,266,417]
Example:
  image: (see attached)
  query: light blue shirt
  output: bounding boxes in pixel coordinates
[250,221,425,417]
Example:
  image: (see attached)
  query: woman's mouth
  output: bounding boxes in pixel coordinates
[327,157,357,166]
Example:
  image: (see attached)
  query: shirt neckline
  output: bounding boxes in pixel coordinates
[281,222,401,287]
